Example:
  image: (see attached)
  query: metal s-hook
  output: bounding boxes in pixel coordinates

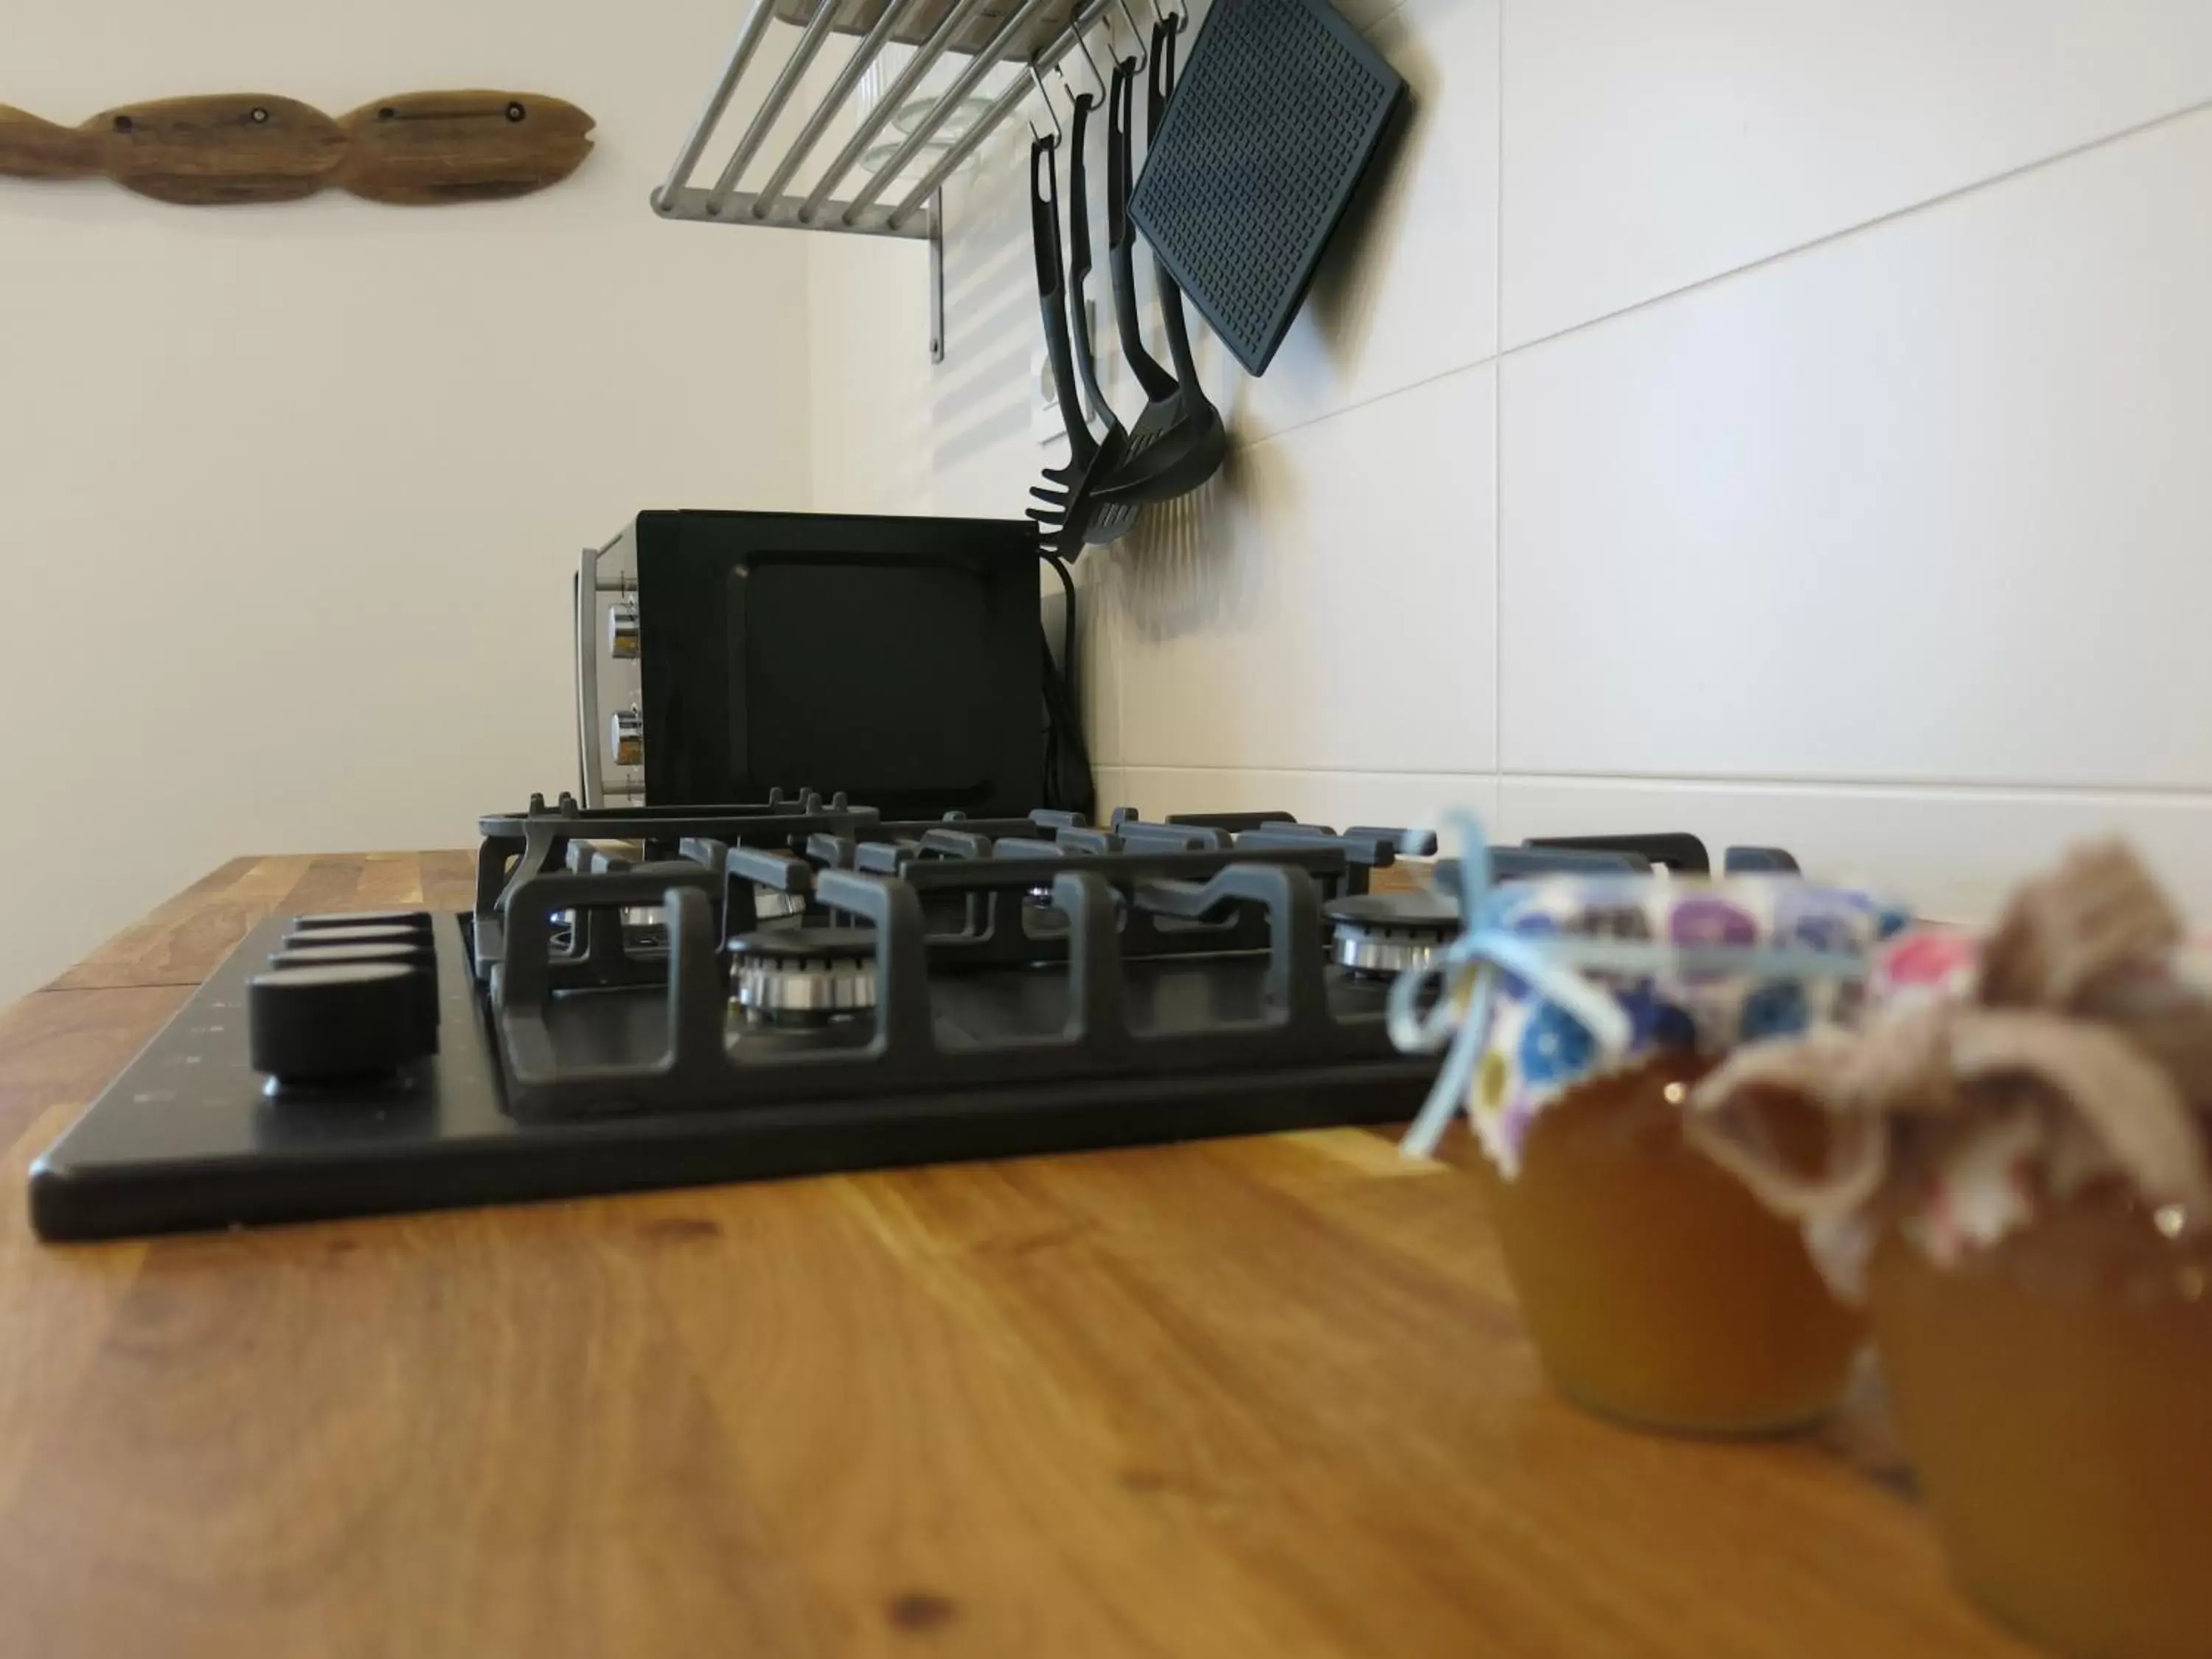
[1107,0,1150,66]
[1056,18,1109,107]
[1149,0,1188,29]
[1026,56,1062,145]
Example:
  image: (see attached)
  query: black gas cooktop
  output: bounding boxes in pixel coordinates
[29,793,1795,1241]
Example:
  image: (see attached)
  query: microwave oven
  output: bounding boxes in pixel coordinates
[575,510,1076,818]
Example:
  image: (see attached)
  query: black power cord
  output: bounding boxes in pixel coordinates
[1039,549,1096,819]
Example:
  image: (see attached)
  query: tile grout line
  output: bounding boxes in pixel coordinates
[1498,88,2212,359]
[1492,0,1506,824]
[1124,764,1498,778]
[1115,762,2212,805]
[1109,554,1128,776]
[1229,350,1501,464]
[1220,88,2212,465]
[1357,0,1416,38]
[1502,768,2212,801]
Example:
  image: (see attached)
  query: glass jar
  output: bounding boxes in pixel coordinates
[1418,870,1888,1436]
[1868,1184,2212,1659]
[1473,1048,1865,1433]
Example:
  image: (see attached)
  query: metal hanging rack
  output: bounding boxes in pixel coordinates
[653,0,1126,361]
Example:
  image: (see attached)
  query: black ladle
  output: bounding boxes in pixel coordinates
[1093,12,1226,505]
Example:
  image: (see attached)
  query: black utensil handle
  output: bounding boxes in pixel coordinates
[1064,94,1115,428]
[1030,132,1059,303]
[1147,13,1175,131]
[1065,94,1096,286]
[1032,136,1098,467]
[1107,58,1175,400]
[1105,55,1133,261]
[1147,16,1203,388]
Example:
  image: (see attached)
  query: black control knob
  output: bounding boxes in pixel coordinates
[290,909,433,935]
[249,963,428,1085]
[279,922,439,1034]
[283,923,427,951]
[270,942,439,1044]
[273,936,433,974]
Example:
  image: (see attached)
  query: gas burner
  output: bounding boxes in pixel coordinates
[1322,891,1462,980]
[754,888,807,922]
[728,926,878,1024]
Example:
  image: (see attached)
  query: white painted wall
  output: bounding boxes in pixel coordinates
[0,0,816,1001]
[808,0,2212,924]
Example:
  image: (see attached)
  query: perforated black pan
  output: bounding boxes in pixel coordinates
[1127,0,1406,377]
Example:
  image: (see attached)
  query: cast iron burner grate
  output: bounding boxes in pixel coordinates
[27,789,1794,1240]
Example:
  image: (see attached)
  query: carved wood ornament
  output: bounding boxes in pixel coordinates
[0,91,594,205]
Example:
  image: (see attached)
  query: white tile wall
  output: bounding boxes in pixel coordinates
[1041,550,1126,766]
[1500,103,2212,790]
[1231,0,1500,446]
[806,0,2212,920]
[1111,765,1500,835]
[1113,363,1496,774]
[1499,776,2212,926]
[1502,0,2212,347]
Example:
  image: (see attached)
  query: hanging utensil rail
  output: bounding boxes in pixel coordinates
[653,0,1118,361]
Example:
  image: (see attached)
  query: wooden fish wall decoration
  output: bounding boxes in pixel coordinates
[0,90,594,205]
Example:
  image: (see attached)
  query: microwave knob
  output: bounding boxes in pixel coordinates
[608,601,641,659]
[610,709,644,768]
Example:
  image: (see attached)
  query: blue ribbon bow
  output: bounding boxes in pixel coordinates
[1388,813,1872,1161]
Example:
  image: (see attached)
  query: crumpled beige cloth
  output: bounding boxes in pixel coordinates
[1687,843,2212,1295]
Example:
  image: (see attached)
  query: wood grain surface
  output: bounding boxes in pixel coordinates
[84,94,347,204]
[0,104,98,178]
[335,91,594,205]
[2,89,591,205]
[0,855,2034,1658]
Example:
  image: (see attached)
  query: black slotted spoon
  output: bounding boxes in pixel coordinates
[1092,12,1227,505]
[1028,89,1138,547]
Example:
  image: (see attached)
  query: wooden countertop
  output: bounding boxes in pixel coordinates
[0,854,2034,1658]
